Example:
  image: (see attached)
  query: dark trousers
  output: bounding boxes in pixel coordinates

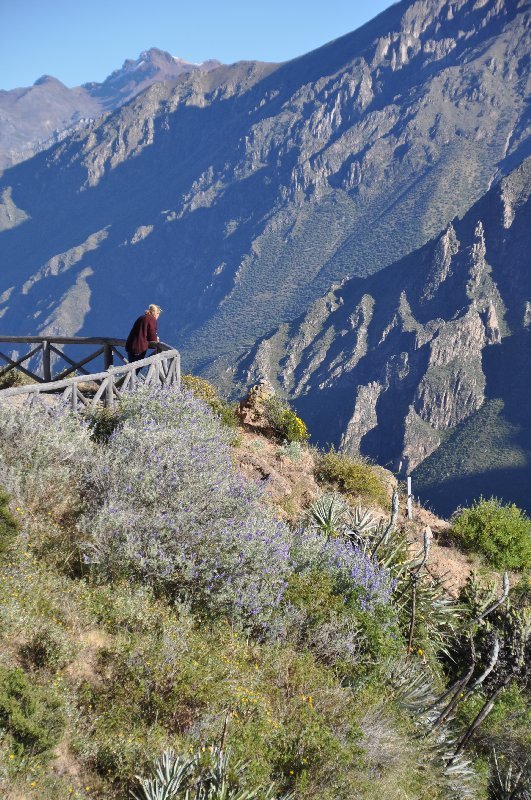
[127,350,147,363]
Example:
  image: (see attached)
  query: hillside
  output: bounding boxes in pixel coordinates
[0,380,529,799]
[0,0,528,374]
[229,157,531,515]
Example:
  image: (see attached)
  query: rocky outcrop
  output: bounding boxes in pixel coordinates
[341,382,382,454]
[231,158,531,511]
[236,381,276,437]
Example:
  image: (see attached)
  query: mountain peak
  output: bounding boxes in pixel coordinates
[85,48,223,105]
[119,48,219,74]
[33,75,65,87]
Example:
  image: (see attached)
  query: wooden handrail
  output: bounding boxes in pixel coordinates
[0,349,180,396]
[0,340,181,410]
[0,336,172,349]
[0,336,173,384]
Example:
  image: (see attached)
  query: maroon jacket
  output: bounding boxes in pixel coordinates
[126,313,158,355]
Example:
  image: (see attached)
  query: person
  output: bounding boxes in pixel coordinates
[125,304,162,362]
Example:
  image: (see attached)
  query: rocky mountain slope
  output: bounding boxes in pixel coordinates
[233,158,531,514]
[0,49,221,170]
[0,0,529,372]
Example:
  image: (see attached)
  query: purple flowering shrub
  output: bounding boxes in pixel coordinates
[83,386,394,631]
[0,400,93,516]
[82,386,293,624]
[0,387,394,637]
[291,530,394,611]
[280,571,399,670]
[279,535,398,668]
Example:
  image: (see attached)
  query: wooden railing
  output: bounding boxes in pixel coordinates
[0,335,173,383]
[0,336,180,411]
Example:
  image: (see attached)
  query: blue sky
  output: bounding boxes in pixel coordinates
[1,0,396,90]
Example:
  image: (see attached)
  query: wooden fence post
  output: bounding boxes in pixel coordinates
[105,374,114,408]
[42,340,52,381]
[175,352,181,388]
[407,476,413,520]
[103,343,113,370]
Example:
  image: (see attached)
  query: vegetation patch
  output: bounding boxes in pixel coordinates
[0,383,529,798]
[315,449,387,506]
[0,368,34,390]
[0,666,64,757]
[451,497,531,570]
[0,487,19,557]
[263,396,309,443]
[20,623,77,672]
[84,406,122,443]
[182,373,240,432]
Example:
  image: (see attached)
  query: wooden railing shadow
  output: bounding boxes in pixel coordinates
[0,336,180,411]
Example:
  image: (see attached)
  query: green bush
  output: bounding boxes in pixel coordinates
[0,368,33,390]
[0,487,19,557]
[283,571,400,674]
[181,374,222,409]
[84,406,122,443]
[182,374,240,432]
[263,396,309,443]
[315,449,387,507]
[21,623,76,671]
[0,666,64,756]
[451,497,531,570]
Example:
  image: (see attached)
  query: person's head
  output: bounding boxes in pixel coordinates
[146,304,162,319]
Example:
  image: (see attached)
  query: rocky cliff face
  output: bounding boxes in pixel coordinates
[0,0,528,366]
[231,158,531,512]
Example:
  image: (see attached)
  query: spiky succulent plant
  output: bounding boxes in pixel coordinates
[489,749,530,800]
[131,745,293,800]
[385,659,480,799]
[306,492,348,537]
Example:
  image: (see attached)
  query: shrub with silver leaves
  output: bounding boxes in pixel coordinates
[0,400,93,516]
[82,385,293,626]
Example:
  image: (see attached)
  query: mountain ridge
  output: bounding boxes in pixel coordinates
[0,48,223,170]
[1,0,527,348]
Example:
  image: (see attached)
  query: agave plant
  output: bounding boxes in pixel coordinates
[306,493,348,537]
[131,749,195,800]
[398,571,464,659]
[131,745,293,800]
[365,506,463,657]
[343,505,379,548]
[489,749,530,800]
[386,659,480,799]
